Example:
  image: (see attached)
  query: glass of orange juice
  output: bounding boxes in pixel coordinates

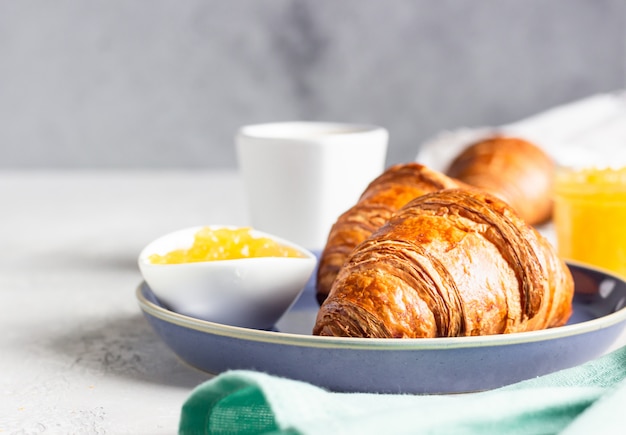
[553,165,626,278]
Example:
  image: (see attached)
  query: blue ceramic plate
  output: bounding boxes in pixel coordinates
[137,261,626,394]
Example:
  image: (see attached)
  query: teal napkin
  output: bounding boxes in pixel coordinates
[179,345,626,435]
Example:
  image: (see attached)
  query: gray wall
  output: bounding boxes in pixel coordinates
[0,0,624,169]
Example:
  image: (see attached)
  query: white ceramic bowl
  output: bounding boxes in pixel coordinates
[137,226,317,330]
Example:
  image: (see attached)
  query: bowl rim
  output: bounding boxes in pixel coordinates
[137,225,317,266]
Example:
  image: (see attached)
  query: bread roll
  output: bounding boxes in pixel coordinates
[313,188,573,338]
[316,163,461,304]
[446,136,554,225]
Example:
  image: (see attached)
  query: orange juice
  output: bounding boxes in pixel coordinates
[553,166,626,277]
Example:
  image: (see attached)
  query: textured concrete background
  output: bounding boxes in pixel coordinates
[0,0,624,169]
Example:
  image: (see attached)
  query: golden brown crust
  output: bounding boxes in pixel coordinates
[313,188,573,338]
[316,163,461,304]
[445,137,554,225]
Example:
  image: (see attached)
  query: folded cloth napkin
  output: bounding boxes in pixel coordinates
[416,90,626,171]
[179,344,626,435]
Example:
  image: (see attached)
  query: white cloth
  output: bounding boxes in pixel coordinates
[416,91,626,171]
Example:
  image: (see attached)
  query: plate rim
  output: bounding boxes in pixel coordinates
[136,260,626,351]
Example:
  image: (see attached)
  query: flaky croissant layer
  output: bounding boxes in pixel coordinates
[316,163,461,305]
[313,189,574,338]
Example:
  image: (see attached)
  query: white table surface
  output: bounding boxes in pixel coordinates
[3,170,626,434]
[1,170,247,434]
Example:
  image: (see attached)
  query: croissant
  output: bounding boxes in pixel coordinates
[316,163,461,304]
[445,136,554,225]
[313,188,574,338]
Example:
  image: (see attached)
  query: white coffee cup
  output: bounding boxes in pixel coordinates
[236,121,388,250]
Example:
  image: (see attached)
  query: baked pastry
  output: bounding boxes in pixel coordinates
[316,163,461,304]
[445,136,554,225]
[313,188,573,338]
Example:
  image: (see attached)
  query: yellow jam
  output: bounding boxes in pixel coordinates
[554,166,626,277]
[149,227,306,264]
